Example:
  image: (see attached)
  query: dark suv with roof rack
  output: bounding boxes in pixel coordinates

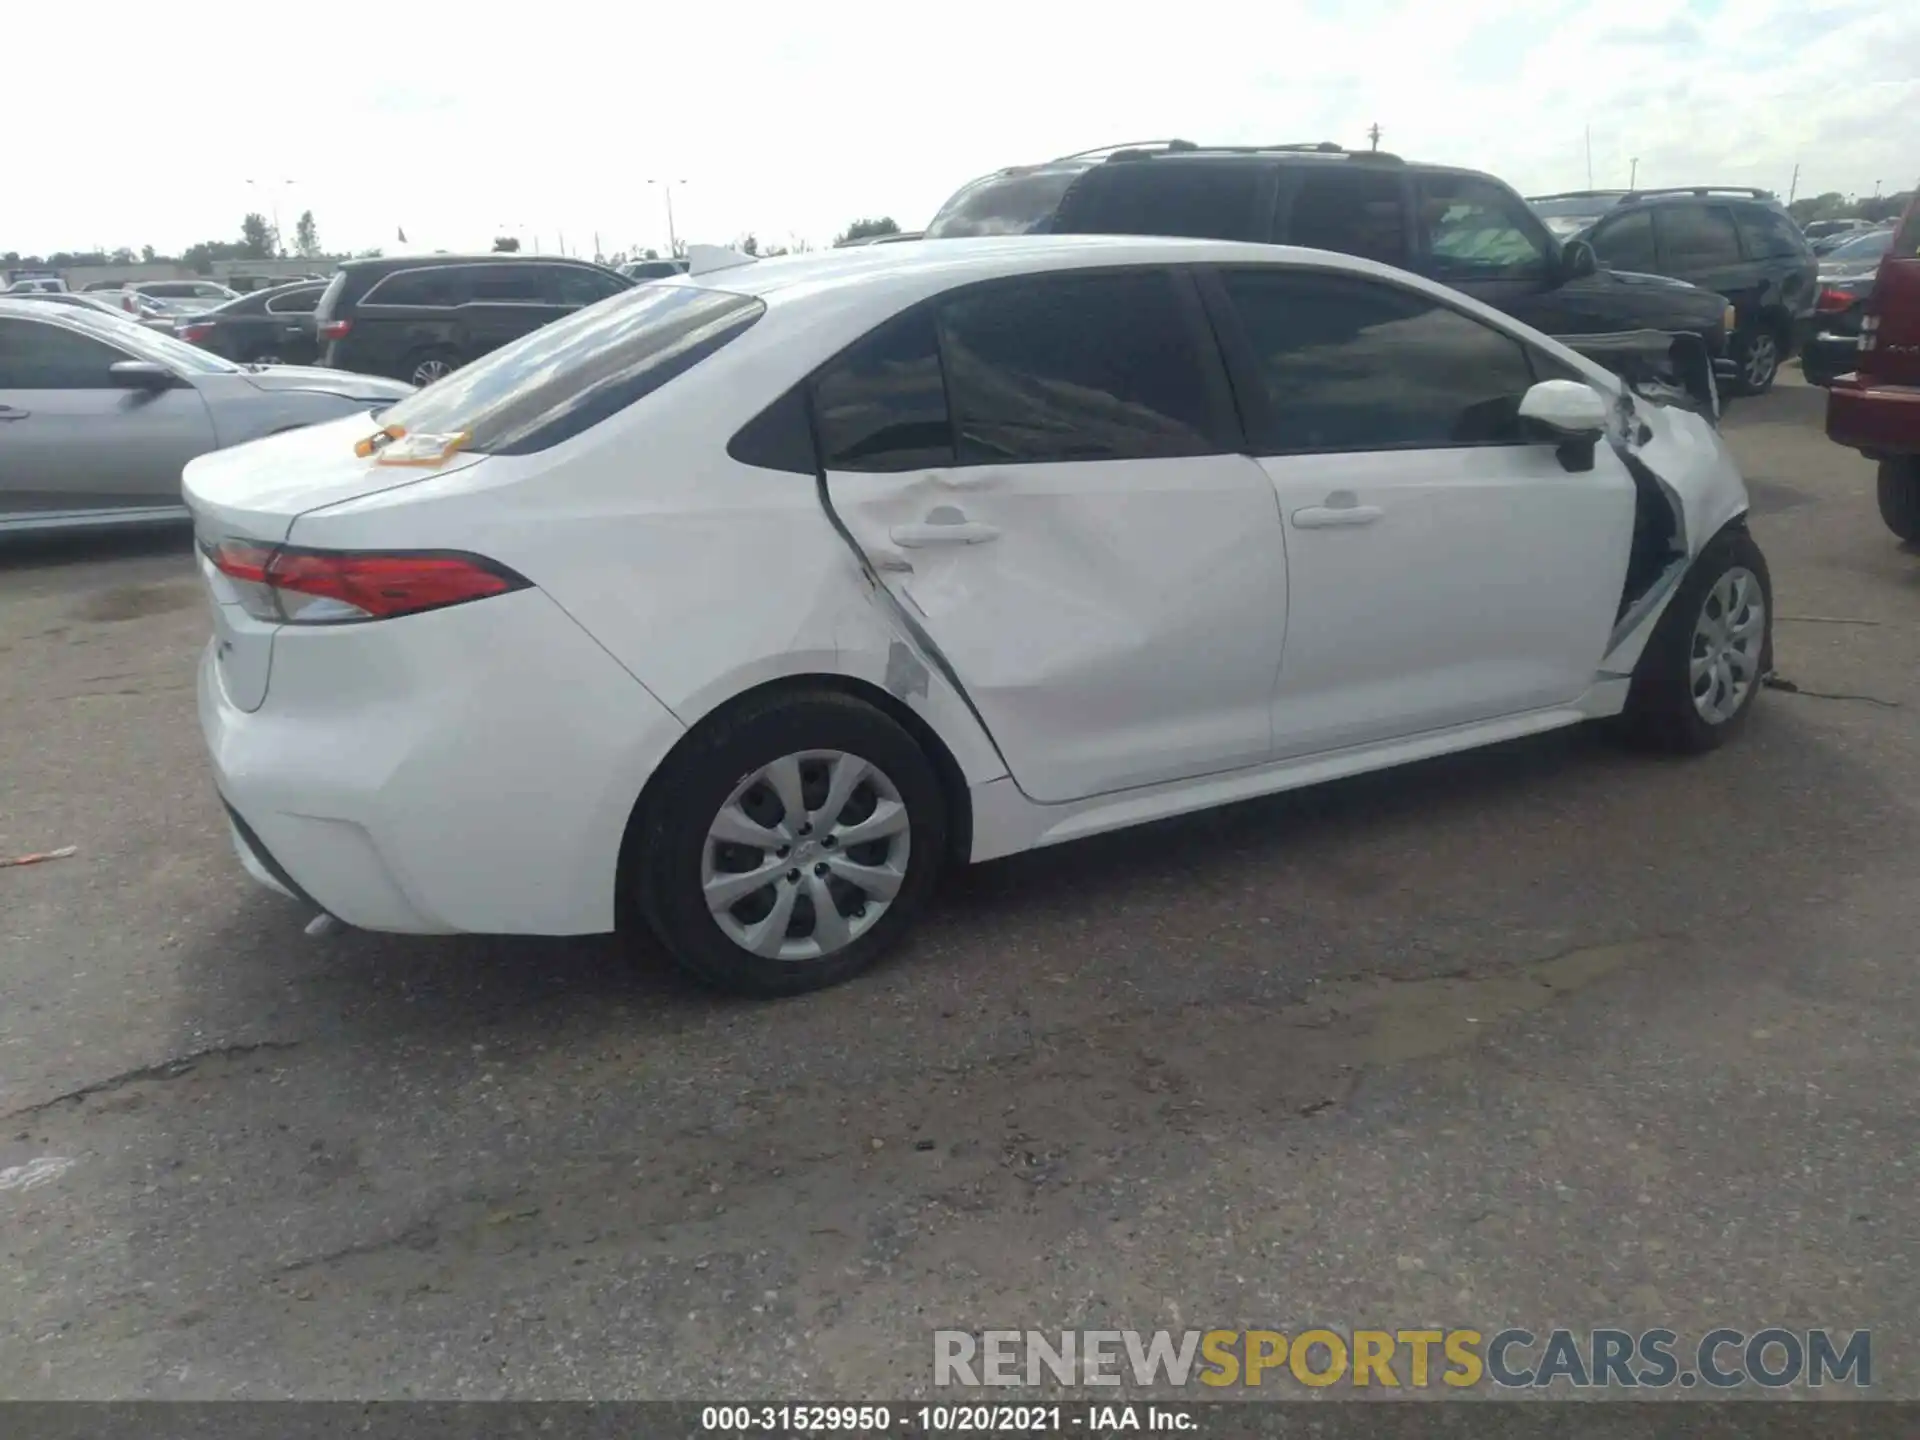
[1528,187,1816,394]
[928,141,1741,413]
[313,254,633,386]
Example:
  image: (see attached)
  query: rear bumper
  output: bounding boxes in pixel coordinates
[1801,333,1862,386]
[1826,377,1920,457]
[200,587,688,935]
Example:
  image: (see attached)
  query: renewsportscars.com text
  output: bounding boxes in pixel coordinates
[934,1327,1872,1390]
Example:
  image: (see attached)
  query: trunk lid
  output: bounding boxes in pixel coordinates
[182,410,485,545]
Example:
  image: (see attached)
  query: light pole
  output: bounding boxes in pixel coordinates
[245,179,295,256]
[1629,157,1639,189]
[648,179,686,256]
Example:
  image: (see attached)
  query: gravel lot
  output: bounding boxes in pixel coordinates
[2,373,1916,1399]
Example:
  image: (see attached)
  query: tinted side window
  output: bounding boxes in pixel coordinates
[1053,163,1265,242]
[265,288,320,314]
[552,267,626,305]
[925,168,1082,238]
[1283,166,1410,268]
[938,270,1217,465]
[1734,206,1808,261]
[1656,205,1742,268]
[365,268,467,306]
[1221,269,1536,452]
[467,265,549,303]
[1589,209,1657,271]
[812,309,953,472]
[0,317,129,388]
[1416,173,1551,279]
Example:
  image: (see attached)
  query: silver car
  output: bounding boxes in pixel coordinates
[0,299,414,536]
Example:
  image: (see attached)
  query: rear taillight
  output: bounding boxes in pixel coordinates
[177,321,215,343]
[205,540,527,624]
[318,318,352,341]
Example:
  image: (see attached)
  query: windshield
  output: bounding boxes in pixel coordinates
[1529,196,1618,239]
[1823,229,1894,265]
[926,167,1083,238]
[55,306,242,373]
[372,282,765,455]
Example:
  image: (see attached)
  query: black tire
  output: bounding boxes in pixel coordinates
[1728,321,1784,396]
[400,347,459,388]
[1616,527,1773,753]
[1878,459,1920,544]
[629,689,948,996]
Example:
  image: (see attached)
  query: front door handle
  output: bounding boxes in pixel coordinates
[1292,491,1382,529]
[0,405,29,422]
[889,507,1000,548]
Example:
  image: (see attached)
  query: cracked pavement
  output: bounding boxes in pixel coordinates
[2,373,1916,1398]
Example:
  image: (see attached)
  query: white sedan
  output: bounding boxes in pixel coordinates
[186,235,1771,995]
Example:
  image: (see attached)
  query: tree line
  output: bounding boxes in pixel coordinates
[1787,191,1914,227]
[4,210,381,274]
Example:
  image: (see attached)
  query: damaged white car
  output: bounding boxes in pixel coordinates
[186,235,1770,995]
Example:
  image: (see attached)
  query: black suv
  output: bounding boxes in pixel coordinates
[927,142,1741,408]
[314,255,633,385]
[1527,187,1816,393]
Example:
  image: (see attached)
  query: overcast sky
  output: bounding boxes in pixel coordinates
[5,0,1916,260]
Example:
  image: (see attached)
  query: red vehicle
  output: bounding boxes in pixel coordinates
[1826,181,1920,542]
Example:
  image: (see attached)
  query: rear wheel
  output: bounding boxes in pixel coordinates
[1617,528,1772,753]
[402,347,458,387]
[1730,322,1783,395]
[1878,459,1920,543]
[629,690,947,996]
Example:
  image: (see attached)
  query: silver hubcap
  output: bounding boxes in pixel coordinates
[701,750,911,961]
[1743,334,1778,388]
[412,357,453,385]
[1690,566,1766,724]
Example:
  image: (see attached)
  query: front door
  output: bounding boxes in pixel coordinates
[1209,267,1637,757]
[0,316,215,517]
[817,268,1291,804]
[1412,171,1574,333]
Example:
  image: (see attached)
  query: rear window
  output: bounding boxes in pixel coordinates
[926,168,1082,238]
[1895,187,1920,259]
[370,283,764,455]
[1052,163,1265,242]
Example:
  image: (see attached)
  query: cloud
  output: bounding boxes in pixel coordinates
[4,0,1915,259]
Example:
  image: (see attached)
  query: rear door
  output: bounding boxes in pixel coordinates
[262,284,323,363]
[0,315,216,517]
[1862,186,1920,389]
[1654,203,1755,317]
[461,263,566,358]
[1274,163,1415,270]
[1207,266,1636,757]
[817,267,1290,803]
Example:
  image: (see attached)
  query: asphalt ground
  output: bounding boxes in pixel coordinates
[1,371,1915,1399]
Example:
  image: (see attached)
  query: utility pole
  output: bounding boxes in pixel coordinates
[1584,125,1594,189]
[649,179,686,254]
[1630,157,1639,190]
[1366,123,1381,152]
[1787,163,1799,205]
[245,179,296,256]
[1874,179,1883,199]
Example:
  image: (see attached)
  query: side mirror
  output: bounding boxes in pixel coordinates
[1519,379,1609,473]
[1560,238,1598,280]
[109,360,176,391]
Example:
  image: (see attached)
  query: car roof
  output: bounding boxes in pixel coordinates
[339,254,611,274]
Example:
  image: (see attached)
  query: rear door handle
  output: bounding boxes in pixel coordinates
[1292,502,1382,529]
[0,405,29,422]
[889,511,1000,548]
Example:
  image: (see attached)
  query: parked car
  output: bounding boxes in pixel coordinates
[926,144,1739,413]
[173,281,328,366]
[619,258,690,280]
[1526,187,1816,394]
[1826,184,1920,543]
[3,289,183,332]
[1800,228,1897,386]
[312,255,634,385]
[1804,218,1876,253]
[5,277,68,294]
[0,298,412,537]
[188,236,1767,996]
[126,278,240,307]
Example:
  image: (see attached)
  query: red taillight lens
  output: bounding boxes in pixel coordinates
[318,318,351,340]
[205,541,527,624]
[178,322,215,343]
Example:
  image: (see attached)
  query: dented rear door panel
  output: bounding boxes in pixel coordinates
[821,456,1289,805]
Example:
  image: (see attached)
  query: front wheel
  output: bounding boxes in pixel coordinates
[1616,528,1772,753]
[1878,459,1920,543]
[630,690,948,996]
[1730,325,1782,395]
